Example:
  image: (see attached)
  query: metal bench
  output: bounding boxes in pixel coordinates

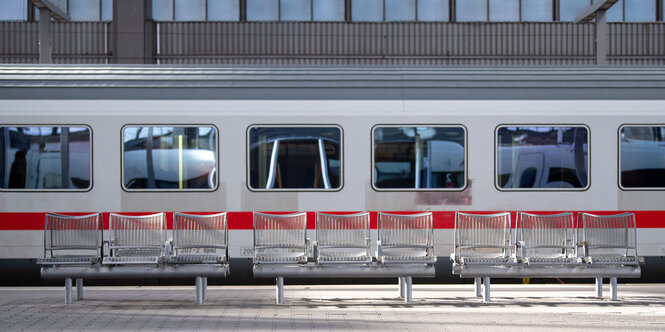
[103,213,167,265]
[377,212,436,303]
[579,212,643,301]
[168,212,229,304]
[314,212,371,264]
[515,212,581,266]
[37,212,103,304]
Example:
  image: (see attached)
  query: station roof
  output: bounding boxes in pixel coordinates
[1,65,665,100]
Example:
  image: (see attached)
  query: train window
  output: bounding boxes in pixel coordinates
[248,126,342,190]
[496,125,589,190]
[372,126,466,190]
[122,126,217,190]
[619,125,665,189]
[0,126,91,190]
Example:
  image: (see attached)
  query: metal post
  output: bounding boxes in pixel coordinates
[276,277,284,304]
[399,277,405,298]
[483,277,491,302]
[596,277,603,298]
[65,278,72,304]
[610,277,618,301]
[195,276,203,305]
[474,277,482,297]
[405,276,412,304]
[202,277,208,301]
[595,9,608,65]
[76,278,83,300]
[38,9,52,64]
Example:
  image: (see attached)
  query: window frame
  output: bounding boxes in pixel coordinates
[371,124,468,192]
[494,124,591,192]
[245,124,344,192]
[618,124,665,191]
[0,124,93,192]
[120,124,219,192]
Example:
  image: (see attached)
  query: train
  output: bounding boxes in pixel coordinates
[1,65,664,284]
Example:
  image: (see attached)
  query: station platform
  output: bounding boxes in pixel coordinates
[1,283,664,331]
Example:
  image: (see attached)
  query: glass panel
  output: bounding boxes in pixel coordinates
[352,0,383,22]
[313,0,344,21]
[1,126,91,190]
[0,0,28,21]
[490,0,519,21]
[175,0,206,21]
[153,0,174,21]
[51,0,68,13]
[373,126,466,189]
[620,126,665,188]
[457,0,487,22]
[101,0,113,21]
[386,0,415,21]
[69,0,101,21]
[249,127,342,190]
[497,126,588,190]
[625,0,656,22]
[247,0,279,21]
[122,126,217,190]
[417,0,449,21]
[521,0,553,21]
[281,0,311,21]
[560,0,591,21]
[208,0,240,21]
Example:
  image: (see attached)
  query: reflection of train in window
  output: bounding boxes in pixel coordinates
[620,126,665,189]
[1,126,91,190]
[496,126,588,190]
[248,126,341,190]
[122,126,217,190]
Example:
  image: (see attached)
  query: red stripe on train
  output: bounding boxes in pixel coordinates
[0,211,663,230]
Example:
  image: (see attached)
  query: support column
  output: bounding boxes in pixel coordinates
[65,278,72,304]
[404,276,412,304]
[38,9,52,64]
[76,278,83,300]
[474,278,482,297]
[399,277,405,298]
[610,277,618,301]
[202,277,208,301]
[483,277,491,302]
[276,277,284,304]
[595,9,608,65]
[112,0,153,64]
[596,277,603,298]
[195,276,203,305]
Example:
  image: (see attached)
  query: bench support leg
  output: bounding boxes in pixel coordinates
[405,276,412,304]
[483,277,491,302]
[202,277,208,301]
[276,277,284,305]
[65,278,73,305]
[610,277,618,301]
[195,276,203,305]
[76,278,83,300]
[474,278,482,297]
[595,277,603,298]
[399,277,405,298]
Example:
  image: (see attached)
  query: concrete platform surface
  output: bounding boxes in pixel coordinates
[1,283,665,331]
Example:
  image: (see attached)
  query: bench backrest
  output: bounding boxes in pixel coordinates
[44,213,102,258]
[173,212,228,256]
[109,213,166,256]
[516,212,575,258]
[378,212,434,259]
[453,212,511,259]
[253,212,307,262]
[578,212,638,257]
[316,212,370,259]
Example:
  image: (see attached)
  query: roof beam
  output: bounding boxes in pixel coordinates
[29,0,70,22]
[574,0,619,24]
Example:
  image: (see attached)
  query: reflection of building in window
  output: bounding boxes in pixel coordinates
[122,126,217,190]
[1,127,91,190]
[620,126,665,188]
[497,126,588,189]
[373,126,465,190]
[249,127,341,190]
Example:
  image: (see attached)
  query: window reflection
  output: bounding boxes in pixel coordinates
[620,126,665,188]
[248,127,341,190]
[497,126,588,189]
[1,126,91,190]
[122,126,217,190]
[373,126,465,190]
